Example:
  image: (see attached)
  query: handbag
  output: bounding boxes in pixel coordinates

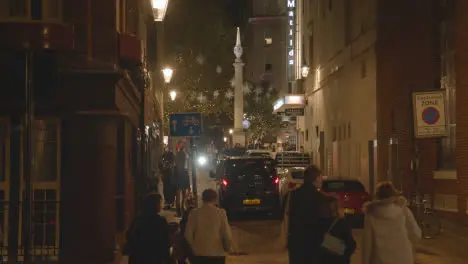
[321,218,346,255]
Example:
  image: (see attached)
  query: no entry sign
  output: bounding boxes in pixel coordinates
[412,91,447,138]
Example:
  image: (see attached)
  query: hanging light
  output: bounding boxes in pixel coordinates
[162,67,173,83]
[151,0,169,21]
[169,90,177,101]
[301,65,310,78]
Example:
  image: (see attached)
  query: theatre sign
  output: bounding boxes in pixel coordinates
[287,0,296,81]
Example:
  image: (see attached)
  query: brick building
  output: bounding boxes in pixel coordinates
[301,0,467,222]
[0,0,169,263]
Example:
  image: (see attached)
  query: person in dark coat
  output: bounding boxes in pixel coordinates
[175,146,190,216]
[126,193,170,264]
[317,196,356,264]
[285,165,329,264]
[160,146,176,208]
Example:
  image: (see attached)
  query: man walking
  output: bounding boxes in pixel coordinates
[160,146,175,209]
[175,145,190,217]
[285,165,328,264]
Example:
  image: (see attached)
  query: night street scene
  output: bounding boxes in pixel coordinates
[1,0,468,263]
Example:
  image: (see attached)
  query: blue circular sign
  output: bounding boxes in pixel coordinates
[422,107,440,125]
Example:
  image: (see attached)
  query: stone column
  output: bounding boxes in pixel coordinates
[233,27,246,146]
[61,114,119,264]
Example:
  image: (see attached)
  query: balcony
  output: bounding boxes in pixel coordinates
[118,33,141,64]
[0,22,74,51]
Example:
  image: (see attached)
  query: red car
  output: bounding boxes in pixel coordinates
[321,179,372,226]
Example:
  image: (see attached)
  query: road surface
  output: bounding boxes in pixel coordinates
[190,166,468,264]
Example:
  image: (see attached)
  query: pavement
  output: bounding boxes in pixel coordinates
[160,167,468,264]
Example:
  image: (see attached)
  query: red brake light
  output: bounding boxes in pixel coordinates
[222,179,228,187]
[274,177,279,184]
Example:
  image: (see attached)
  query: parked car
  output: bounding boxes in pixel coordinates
[209,157,279,216]
[321,179,372,225]
[245,149,273,158]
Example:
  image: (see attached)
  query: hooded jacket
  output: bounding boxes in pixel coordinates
[362,196,421,264]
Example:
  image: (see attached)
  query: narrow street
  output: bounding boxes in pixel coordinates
[184,169,468,264]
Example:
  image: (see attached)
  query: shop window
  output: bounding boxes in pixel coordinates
[2,0,61,20]
[33,120,58,182]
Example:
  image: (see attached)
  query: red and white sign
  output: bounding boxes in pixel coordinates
[412,91,447,138]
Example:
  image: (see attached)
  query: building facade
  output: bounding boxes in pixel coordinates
[0,0,169,262]
[301,0,468,221]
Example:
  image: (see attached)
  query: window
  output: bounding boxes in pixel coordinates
[361,60,367,78]
[32,189,59,247]
[264,38,272,46]
[305,129,309,141]
[348,122,351,139]
[265,63,272,71]
[33,120,58,182]
[332,126,337,141]
[1,0,61,20]
[439,17,456,169]
[0,122,6,182]
[309,35,314,65]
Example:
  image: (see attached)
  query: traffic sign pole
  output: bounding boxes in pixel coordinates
[190,137,198,206]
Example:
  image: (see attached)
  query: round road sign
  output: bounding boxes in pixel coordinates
[422,107,440,125]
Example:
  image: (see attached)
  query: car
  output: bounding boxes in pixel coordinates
[321,179,372,226]
[209,157,280,216]
[278,166,306,203]
[245,149,273,158]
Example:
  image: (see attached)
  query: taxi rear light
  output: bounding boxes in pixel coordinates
[274,177,279,184]
[222,179,228,187]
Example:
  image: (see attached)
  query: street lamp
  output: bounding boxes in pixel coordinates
[162,67,174,84]
[151,0,170,21]
[223,137,227,142]
[169,90,177,101]
[301,65,310,78]
[229,129,233,135]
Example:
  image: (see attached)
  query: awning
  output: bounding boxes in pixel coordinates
[273,94,305,113]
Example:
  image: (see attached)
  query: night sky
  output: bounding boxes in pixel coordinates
[223,0,248,26]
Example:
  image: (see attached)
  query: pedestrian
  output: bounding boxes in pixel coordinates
[175,145,190,217]
[184,189,235,264]
[124,193,170,264]
[283,165,328,264]
[160,146,176,209]
[318,196,356,264]
[362,181,421,264]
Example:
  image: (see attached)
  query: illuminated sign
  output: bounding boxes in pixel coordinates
[287,0,296,81]
[273,95,305,112]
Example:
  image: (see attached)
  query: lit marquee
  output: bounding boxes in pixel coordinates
[287,0,296,80]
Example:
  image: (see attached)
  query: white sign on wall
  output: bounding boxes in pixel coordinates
[412,91,447,138]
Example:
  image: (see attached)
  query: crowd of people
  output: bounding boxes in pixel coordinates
[123,161,421,264]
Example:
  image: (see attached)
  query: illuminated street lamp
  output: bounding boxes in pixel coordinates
[162,67,173,84]
[223,137,227,142]
[169,90,177,101]
[152,0,169,21]
[301,65,310,78]
[229,129,233,135]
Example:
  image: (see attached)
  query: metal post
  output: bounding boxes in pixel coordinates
[22,51,34,263]
[190,138,198,205]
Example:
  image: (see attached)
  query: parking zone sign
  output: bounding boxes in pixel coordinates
[412,91,447,138]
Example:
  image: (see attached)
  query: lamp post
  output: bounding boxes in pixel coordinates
[301,65,310,78]
[162,67,173,84]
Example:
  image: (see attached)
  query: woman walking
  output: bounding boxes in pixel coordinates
[318,196,356,264]
[362,181,421,264]
[184,189,234,264]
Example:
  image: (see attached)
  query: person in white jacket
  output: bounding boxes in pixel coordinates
[362,181,421,264]
[184,189,234,264]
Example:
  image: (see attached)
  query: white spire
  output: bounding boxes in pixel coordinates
[234,27,243,60]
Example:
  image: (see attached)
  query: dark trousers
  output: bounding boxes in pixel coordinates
[162,170,175,205]
[192,256,226,264]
